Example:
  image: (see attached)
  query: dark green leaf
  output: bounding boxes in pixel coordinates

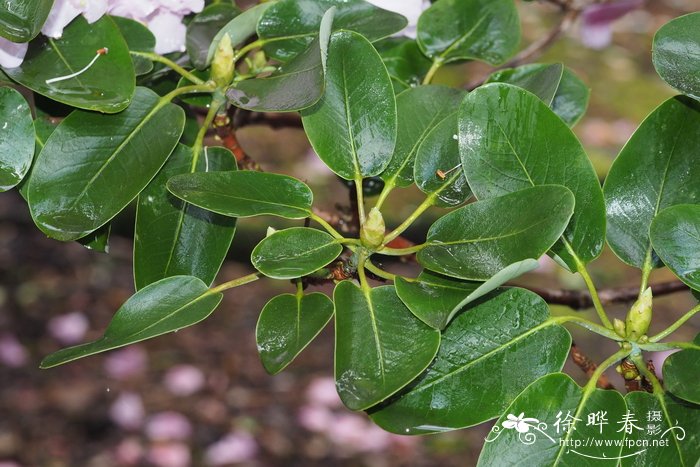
[0,86,34,191]
[335,282,440,411]
[395,259,539,330]
[302,31,396,180]
[111,16,156,76]
[487,63,564,106]
[417,185,574,281]
[167,171,313,219]
[251,227,342,279]
[77,223,110,253]
[27,86,185,241]
[553,67,590,127]
[382,84,463,188]
[662,334,700,405]
[460,83,605,269]
[417,0,520,65]
[257,291,334,374]
[414,110,471,207]
[226,7,333,112]
[134,145,237,290]
[621,391,700,465]
[371,289,571,434]
[0,0,53,42]
[652,12,700,101]
[4,16,135,113]
[186,3,241,70]
[604,95,700,269]
[477,373,626,465]
[651,204,700,291]
[40,276,222,368]
[375,37,433,92]
[17,108,57,199]
[257,0,407,62]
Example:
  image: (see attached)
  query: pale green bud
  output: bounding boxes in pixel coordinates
[613,318,626,338]
[361,207,385,249]
[625,287,653,341]
[211,34,234,87]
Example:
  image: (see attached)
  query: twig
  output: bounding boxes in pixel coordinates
[570,342,615,389]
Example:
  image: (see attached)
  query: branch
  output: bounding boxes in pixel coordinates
[527,281,689,310]
[570,342,615,389]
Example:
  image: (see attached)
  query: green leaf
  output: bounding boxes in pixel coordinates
[662,334,700,405]
[417,185,574,281]
[486,63,591,126]
[0,86,34,191]
[395,259,539,330]
[334,282,440,411]
[375,37,433,92]
[186,3,241,70]
[382,84,463,188]
[0,0,53,42]
[17,109,57,199]
[167,171,313,219]
[370,289,571,434]
[77,223,110,253]
[604,95,700,269]
[477,373,626,465]
[205,2,274,68]
[621,391,700,465]
[257,0,407,62]
[134,145,237,290]
[226,7,333,112]
[413,110,471,207]
[251,227,342,280]
[256,291,334,375]
[417,0,520,65]
[4,16,135,113]
[460,83,605,269]
[111,16,156,76]
[652,12,700,101]
[301,30,396,180]
[27,86,185,241]
[651,205,700,291]
[40,276,222,368]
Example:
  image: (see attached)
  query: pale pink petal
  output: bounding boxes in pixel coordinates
[71,0,109,23]
[297,405,333,432]
[157,0,205,15]
[103,346,148,380]
[41,0,82,38]
[109,392,145,430]
[0,334,28,367]
[107,0,155,19]
[163,364,205,396]
[0,36,27,69]
[47,311,89,345]
[365,0,430,39]
[146,443,191,467]
[580,23,614,49]
[204,431,258,466]
[145,412,192,441]
[114,437,144,465]
[580,0,643,49]
[305,376,342,408]
[147,11,187,54]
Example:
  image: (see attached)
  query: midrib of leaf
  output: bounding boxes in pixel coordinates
[438,13,488,61]
[655,393,686,464]
[495,120,535,186]
[178,188,311,216]
[259,238,339,263]
[364,288,387,385]
[47,37,86,89]
[340,53,361,178]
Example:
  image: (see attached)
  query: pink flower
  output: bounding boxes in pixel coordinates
[41,0,109,38]
[145,412,193,441]
[0,333,28,367]
[114,437,144,465]
[204,431,258,466]
[47,311,89,345]
[109,392,145,430]
[0,37,27,68]
[146,443,191,467]
[366,0,430,39]
[103,346,148,380]
[579,0,643,49]
[298,405,334,432]
[305,376,342,408]
[163,364,205,396]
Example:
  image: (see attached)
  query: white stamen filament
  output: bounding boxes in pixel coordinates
[45,47,108,84]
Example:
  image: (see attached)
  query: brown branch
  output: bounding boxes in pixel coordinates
[570,342,615,389]
[526,280,689,310]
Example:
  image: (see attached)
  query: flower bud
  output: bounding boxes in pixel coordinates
[211,34,234,87]
[625,287,652,341]
[360,207,385,249]
[613,318,626,338]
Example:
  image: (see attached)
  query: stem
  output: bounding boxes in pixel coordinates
[630,355,663,395]
[191,96,225,171]
[640,249,653,298]
[583,348,631,393]
[131,51,205,85]
[357,251,372,297]
[208,272,260,294]
[377,244,426,256]
[233,39,266,64]
[160,83,217,105]
[383,195,436,244]
[553,315,624,341]
[564,240,613,329]
[640,341,700,352]
[355,175,366,225]
[423,58,443,85]
[374,179,395,211]
[310,213,345,240]
[364,261,396,281]
[649,302,700,342]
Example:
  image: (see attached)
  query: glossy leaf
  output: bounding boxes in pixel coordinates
[186,3,241,70]
[134,145,237,290]
[651,205,700,291]
[40,276,222,368]
[301,31,396,180]
[251,228,342,280]
[417,0,520,65]
[604,96,700,268]
[167,171,313,219]
[0,0,53,42]
[417,186,574,281]
[256,292,334,375]
[395,259,539,330]
[414,110,471,207]
[652,12,700,101]
[460,83,606,269]
[662,334,700,405]
[375,37,433,92]
[4,16,135,113]
[226,7,333,112]
[17,109,57,199]
[477,373,626,465]
[334,283,440,411]
[111,16,156,76]
[370,289,571,434]
[257,0,407,62]
[621,391,700,465]
[0,86,34,191]
[27,86,185,241]
[382,85,463,188]
[77,223,110,253]
[205,2,274,68]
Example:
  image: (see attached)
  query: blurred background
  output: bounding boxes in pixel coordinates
[1,0,699,465]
